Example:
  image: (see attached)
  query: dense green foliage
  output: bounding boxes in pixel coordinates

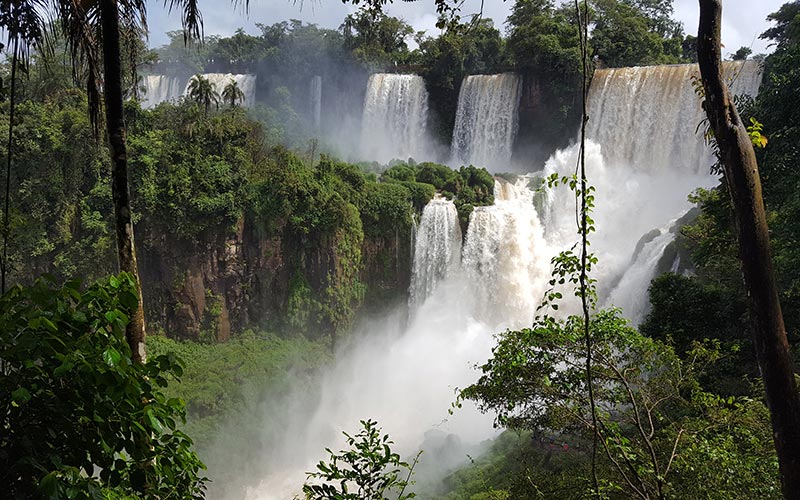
[459,310,780,499]
[382,161,495,229]
[0,274,206,499]
[590,0,685,67]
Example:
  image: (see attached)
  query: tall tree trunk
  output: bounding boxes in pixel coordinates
[2,34,19,295]
[101,0,146,363]
[697,1,800,497]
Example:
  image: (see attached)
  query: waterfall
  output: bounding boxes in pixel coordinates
[224,62,766,498]
[186,73,257,107]
[140,73,257,108]
[409,197,461,307]
[140,75,187,108]
[462,179,549,327]
[310,75,322,131]
[539,60,762,322]
[241,178,551,500]
[360,73,429,163]
[451,73,522,170]
[587,60,762,174]
[604,214,687,324]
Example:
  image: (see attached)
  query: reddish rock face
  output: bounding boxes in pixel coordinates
[138,215,412,341]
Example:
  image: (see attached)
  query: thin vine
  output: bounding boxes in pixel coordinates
[574,0,600,497]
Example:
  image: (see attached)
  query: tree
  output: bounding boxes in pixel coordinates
[697,1,800,497]
[760,1,800,49]
[341,9,414,68]
[590,0,684,67]
[0,274,206,498]
[222,79,246,107]
[187,74,220,115]
[303,419,419,500]
[731,45,752,60]
[460,310,780,499]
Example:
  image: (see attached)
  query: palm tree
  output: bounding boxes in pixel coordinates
[0,0,249,364]
[222,79,246,107]
[187,74,219,114]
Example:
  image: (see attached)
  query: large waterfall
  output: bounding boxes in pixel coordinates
[219,61,764,498]
[239,179,549,499]
[451,73,522,170]
[360,73,430,163]
[568,60,761,322]
[140,73,257,108]
[587,60,762,174]
[462,179,549,325]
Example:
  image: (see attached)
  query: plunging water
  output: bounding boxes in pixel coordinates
[140,74,187,108]
[310,75,322,131]
[451,73,522,170]
[409,198,462,307]
[360,73,430,162]
[220,61,764,498]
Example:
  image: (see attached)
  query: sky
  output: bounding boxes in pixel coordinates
[144,0,784,56]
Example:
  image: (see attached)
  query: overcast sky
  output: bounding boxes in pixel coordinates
[144,0,784,56]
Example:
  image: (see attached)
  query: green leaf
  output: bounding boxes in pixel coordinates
[147,409,165,434]
[12,387,31,404]
[102,347,121,368]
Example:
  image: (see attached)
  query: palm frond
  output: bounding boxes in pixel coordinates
[163,0,202,44]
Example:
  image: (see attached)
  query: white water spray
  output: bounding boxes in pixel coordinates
[140,74,187,108]
[310,75,322,131]
[241,179,549,499]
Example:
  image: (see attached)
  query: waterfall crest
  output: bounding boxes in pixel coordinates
[360,73,429,163]
[587,60,762,174]
[451,73,522,170]
[409,197,461,307]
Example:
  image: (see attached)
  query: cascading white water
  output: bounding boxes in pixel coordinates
[587,60,762,174]
[604,213,687,323]
[140,74,187,108]
[540,61,762,322]
[451,73,522,170]
[217,61,766,498]
[186,73,257,107]
[360,73,429,163]
[310,75,322,131]
[239,180,549,500]
[462,179,549,327]
[409,197,462,307]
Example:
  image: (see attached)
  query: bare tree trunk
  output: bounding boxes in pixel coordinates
[697,1,800,497]
[101,0,146,363]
